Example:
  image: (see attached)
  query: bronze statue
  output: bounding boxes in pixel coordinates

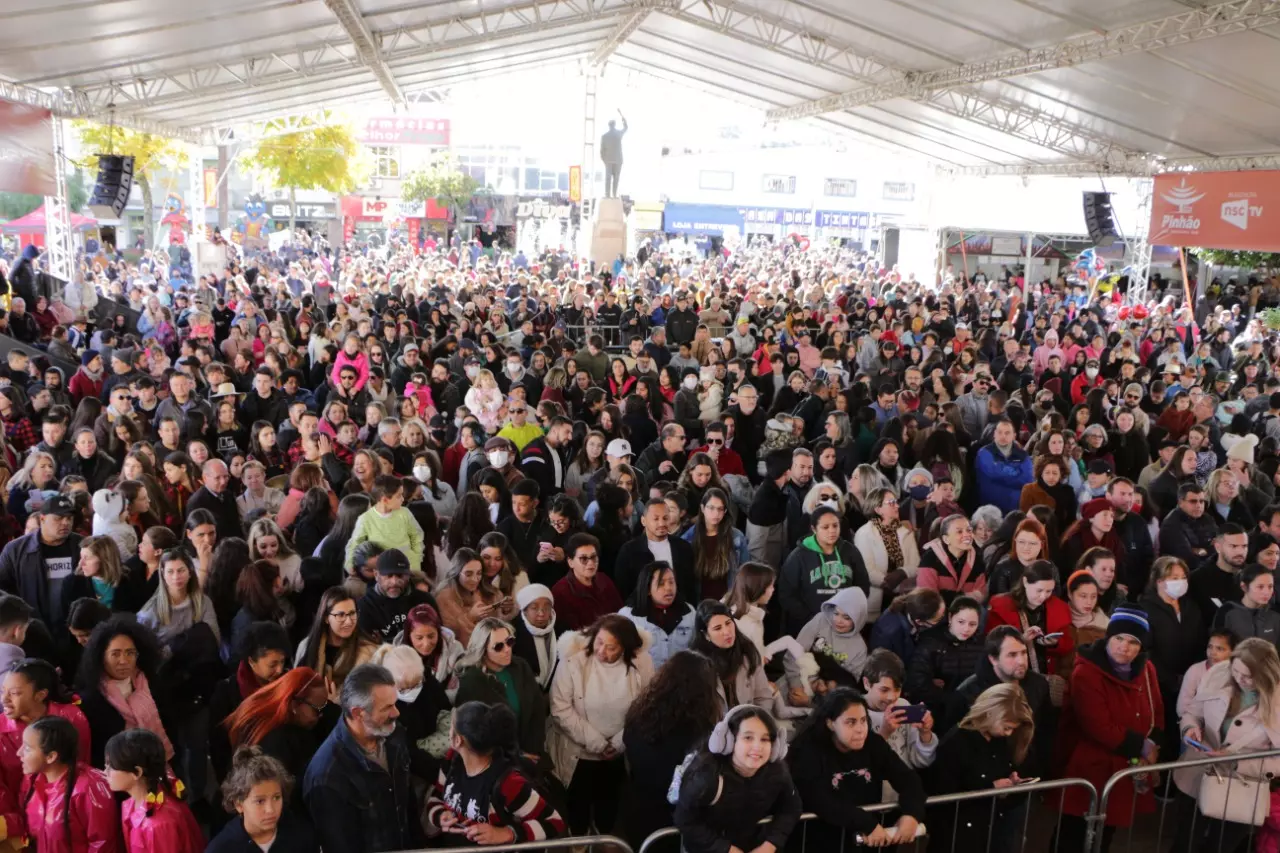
[599,110,628,198]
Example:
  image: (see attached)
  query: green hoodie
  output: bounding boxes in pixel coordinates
[802,534,852,589]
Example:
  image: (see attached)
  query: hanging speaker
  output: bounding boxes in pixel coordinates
[1082,191,1118,247]
[88,155,135,220]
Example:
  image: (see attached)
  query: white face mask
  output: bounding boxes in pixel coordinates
[1162,578,1188,600]
[488,451,510,468]
[820,498,840,511]
[1086,367,1099,379]
[413,465,432,483]
[465,365,480,379]
[683,376,698,390]
[397,685,423,704]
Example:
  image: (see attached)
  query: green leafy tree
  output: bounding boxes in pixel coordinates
[1192,247,1280,270]
[400,154,478,224]
[240,121,366,230]
[73,123,189,248]
[0,169,90,220]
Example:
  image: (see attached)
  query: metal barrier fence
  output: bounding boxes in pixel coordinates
[1094,747,1280,853]
[637,777,1097,853]
[396,835,633,853]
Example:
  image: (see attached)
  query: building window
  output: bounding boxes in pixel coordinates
[369,146,400,179]
[762,174,796,194]
[699,170,734,191]
[824,178,857,198]
[883,181,914,201]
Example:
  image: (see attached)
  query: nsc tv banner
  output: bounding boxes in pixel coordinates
[0,103,55,196]
[1149,171,1280,252]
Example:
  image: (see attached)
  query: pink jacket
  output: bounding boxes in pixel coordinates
[331,350,370,391]
[121,795,205,853]
[22,766,120,853]
[0,704,92,799]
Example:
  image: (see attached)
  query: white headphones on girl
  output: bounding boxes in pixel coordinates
[707,704,788,763]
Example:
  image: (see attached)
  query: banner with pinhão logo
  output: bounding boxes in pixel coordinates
[1149,171,1280,252]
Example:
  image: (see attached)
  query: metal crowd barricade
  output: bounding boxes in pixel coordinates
[396,835,633,853]
[638,777,1098,853]
[1094,747,1280,853]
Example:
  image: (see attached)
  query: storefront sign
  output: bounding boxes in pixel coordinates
[342,196,449,222]
[359,117,451,147]
[663,204,744,236]
[268,202,336,220]
[1150,171,1280,252]
[815,211,871,229]
[516,200,571,220]
[740,207,814,226]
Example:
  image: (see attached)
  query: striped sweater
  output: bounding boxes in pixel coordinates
[425,752,566,842]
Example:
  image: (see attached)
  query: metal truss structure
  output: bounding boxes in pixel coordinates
[765,0,1280,122]
[42,117,74,286]
[322,0,407,107]
[5,0,1280,183]
[1125,178,1154,306]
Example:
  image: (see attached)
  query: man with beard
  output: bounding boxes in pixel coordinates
[304,664,425,853]
[356,548,437,643]
[945,626,1054,774]
[1108,478,1154,594]
[1188,522,1248,624]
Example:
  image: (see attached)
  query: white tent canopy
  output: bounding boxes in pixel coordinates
[3,0,1280,175]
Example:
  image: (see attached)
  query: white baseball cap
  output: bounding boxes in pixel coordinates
[606,439,633,458]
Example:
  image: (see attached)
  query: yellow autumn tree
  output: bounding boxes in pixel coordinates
[240,117,367,230]
[73,122,189,248]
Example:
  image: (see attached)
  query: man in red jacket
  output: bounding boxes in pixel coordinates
[694,421,745,477]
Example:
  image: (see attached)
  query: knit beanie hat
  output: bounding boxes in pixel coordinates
[1223,433,1259,465]
[515,583,554,613]
[1081,497,1113,521]
[1107,604,1150,648]
[81,349,101,366]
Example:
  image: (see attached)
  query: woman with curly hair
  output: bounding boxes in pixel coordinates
[619,649,722,848]
[76,616,173,767]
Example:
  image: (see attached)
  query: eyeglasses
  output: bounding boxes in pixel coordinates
[490,640,512,652]
[575,554,600,563]
[883,498,899,506]
[328,609,358,621]
[297,698,328,714]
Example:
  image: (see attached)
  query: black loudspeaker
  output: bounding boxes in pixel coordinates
[1082,191,1119,247]
[88,155,135,220]
[882,227,901,267]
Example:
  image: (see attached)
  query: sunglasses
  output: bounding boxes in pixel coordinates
[490,640,512,652]
[706,438,723,445]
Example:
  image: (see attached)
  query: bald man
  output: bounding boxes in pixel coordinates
[187,458,244,540]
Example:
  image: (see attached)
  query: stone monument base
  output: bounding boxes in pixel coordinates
[590,197,626,268]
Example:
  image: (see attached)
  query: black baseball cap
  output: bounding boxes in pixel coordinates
[376,549,411,576]
[43,494,76,517]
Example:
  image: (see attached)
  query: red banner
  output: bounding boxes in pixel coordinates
[0,103,55,196]
[1149,170,1280,252]
[359,117,450,147]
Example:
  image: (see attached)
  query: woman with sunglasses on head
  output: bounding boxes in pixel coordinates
[454,617,549,766]
[224,667,331,809]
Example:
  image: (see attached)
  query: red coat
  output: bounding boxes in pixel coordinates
[1058,649,1164,826]
[984,593,1075,676]
[121,795,205,853]
[68,370,102,406]
[0,703,92,799]
[21,765,120,853]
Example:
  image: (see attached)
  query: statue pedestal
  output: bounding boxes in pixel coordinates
[589,197,627,268]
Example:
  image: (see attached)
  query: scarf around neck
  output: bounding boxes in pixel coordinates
[101,672,174,760]
[875,520,904,570]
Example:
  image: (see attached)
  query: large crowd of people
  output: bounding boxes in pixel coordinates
[0,230,1271,853]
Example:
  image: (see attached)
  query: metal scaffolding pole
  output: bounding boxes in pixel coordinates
[42,116,74,291]
[1127,178,1155,306]
[579,69,599,262]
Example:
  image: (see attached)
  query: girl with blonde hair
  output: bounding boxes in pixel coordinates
[248,517,302,592]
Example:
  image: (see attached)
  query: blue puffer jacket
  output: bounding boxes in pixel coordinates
[975,443,1033,513]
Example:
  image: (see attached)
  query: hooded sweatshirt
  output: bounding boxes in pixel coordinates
[791,587,869,677]
[778,535,871,636]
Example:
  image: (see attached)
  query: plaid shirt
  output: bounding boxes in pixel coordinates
[4,417,37,453]
[287,441,310,469]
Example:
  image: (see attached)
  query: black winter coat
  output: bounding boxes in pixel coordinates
[927,727,1032,853]
[207,813,318,853]
[905,625,987,716]
[673,757,803,853]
